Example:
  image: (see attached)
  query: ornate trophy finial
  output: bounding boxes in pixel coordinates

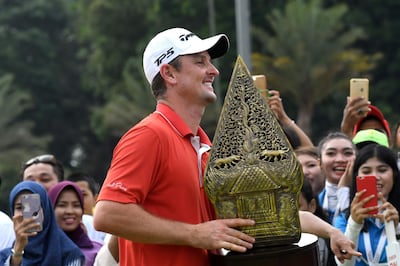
[204,56,303,247]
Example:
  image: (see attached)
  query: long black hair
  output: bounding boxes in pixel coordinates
[350,144,400,215]
[301,178,329,222]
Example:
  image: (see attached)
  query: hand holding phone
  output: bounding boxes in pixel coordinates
[350,78,369,100]
[21,193,43,232]
[356,175,378,214]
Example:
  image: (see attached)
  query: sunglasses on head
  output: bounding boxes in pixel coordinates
[24,154,57,168]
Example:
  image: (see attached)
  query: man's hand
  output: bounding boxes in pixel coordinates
[190,218,256,252]
[267,90,292,125]
[340,96,370,137]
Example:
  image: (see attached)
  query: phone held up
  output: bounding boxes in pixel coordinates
[350,78,369,101]
[356,175,378,215]
[21,193,43,232]
[252,75,269,101]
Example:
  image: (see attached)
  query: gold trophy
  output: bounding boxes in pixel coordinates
[204,56,303,247]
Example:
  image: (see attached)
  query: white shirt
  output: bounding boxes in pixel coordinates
[82,214,106,244]
[0,211,15,250]
[94,234,119,266]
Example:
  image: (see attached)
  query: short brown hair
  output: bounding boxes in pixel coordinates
[151,57,182,99]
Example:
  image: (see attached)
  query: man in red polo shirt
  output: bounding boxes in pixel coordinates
[93,28,256,266]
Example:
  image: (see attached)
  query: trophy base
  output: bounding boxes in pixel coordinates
[209,233,320,266]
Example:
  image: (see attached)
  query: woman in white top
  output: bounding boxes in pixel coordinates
[335,144,400,266]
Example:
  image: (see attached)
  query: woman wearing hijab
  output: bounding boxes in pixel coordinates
[0,181,85,266]
[49,181,102,266]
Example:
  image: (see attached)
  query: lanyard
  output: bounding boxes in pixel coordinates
[363,228,386,265]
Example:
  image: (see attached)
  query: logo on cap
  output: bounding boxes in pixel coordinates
[179,33,195,41]
[154,47,175,67]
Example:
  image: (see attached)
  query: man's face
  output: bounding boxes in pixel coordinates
[358,119,386,135]
[75,181,96,215]
[23,163,59,191]
[171,52,219,105]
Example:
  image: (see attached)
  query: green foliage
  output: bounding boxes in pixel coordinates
[91,56,155,139]
[76,0,160,145]
[0,74,50,169]
[252,0,380,135]
[0,0,91,163]
[77,0,154,97]
[0,0,69,86]
[0,74,50,212]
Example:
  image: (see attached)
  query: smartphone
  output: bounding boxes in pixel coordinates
[21,193,43,232]
[350,78,369,100]
[252,75,268,100]
[356,175,378,214]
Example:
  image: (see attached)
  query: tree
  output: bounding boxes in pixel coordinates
[0,0,94,170]
[0,74,50,167]
[91,56,155,139]
[251,0,380,136]
[0,74,50,212]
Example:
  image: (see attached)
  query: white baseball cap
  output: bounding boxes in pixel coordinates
[143,27,229,84]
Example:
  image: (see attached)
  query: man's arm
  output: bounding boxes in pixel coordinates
[299,211,361,263]
[94,200,255,252]
[107,235,119,262]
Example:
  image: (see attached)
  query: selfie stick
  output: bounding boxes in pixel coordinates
[384,211,400,266]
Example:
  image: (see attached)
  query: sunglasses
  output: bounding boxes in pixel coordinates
[24,154,57,168]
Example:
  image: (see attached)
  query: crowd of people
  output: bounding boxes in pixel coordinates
[0,154,107,266]
[291,93,400,265]
[0,27,399,266]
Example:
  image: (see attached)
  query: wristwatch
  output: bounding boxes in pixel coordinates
[11,248,24,257]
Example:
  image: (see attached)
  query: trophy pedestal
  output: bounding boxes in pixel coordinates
[209,233,320,266]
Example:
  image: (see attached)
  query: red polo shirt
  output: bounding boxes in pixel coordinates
[97,103,215,266]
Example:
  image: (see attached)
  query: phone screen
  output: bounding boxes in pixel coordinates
[21,193,43,232]
[356,175,378,214]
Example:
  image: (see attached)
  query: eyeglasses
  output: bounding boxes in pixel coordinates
[24,154,57,168]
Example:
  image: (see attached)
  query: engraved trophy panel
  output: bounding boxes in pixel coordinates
[204,56,303,247]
